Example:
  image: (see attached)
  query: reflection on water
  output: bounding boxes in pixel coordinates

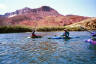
[0,32,96,64]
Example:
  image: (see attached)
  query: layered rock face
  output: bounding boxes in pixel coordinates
[4,6,60,17]
[0,6,88,27]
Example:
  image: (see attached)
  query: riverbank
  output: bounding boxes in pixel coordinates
[0,25,94,33]
[0,25,32,33]
[36,26,83,31]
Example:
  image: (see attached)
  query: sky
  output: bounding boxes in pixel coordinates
[0,0,96,17]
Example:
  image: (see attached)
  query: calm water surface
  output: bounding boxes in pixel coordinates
[0,31,96,64]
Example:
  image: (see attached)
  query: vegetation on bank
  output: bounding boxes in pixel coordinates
[0,25,85,33]
[36,26,84,31]
[1,17,96,33]
[0,25,32,33]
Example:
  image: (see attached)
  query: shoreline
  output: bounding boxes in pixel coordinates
[0,25,96,33]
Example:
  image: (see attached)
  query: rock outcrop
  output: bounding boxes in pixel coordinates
[0,6,88,27]
[67,18,96,30]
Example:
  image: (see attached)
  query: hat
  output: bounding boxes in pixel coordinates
[64,29,67,31]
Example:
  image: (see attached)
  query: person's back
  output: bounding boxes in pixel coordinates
[61,29,69,38]
[65,31,69,37]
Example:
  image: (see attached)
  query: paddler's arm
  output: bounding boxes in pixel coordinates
[67,32,69,37]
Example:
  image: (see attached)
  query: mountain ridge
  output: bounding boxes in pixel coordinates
[0,6,89,27]
[4,6,61,17]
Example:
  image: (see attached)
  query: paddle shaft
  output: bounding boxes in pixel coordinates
[80,26,92,34]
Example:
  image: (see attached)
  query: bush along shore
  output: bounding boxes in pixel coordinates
[0,25,86,33]
[37,26,85,31]
[0,25,32,33]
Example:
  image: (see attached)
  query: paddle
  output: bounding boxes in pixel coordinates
[80,26,96,37]
[80,26,93,34]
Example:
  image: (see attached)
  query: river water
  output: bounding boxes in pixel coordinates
[0,31,96,64]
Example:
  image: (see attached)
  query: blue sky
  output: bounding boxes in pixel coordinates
[0,0,96,17]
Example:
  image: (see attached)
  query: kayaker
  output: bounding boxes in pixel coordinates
[91,32,96,41]
[91,32,96,37]
[61,29,69,38]
[31,30,42,38]
[32,30,37,37]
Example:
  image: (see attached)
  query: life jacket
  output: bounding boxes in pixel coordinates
[32,34,36,36]
[62,31,69,37]
[91,32,96,37]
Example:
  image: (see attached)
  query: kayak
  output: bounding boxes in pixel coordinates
[31,36,42,38]
[27,36,42,38]
[48,36,71,39]
[85,39,96,45]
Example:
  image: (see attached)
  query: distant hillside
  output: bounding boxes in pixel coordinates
[3,15,88,27]
[0,15,7,26]
[4,6,60,17]
[0,6,88,27]
[67,18,96,30]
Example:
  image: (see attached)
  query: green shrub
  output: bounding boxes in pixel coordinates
[0,25,32,33]
[0,25,88,33]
